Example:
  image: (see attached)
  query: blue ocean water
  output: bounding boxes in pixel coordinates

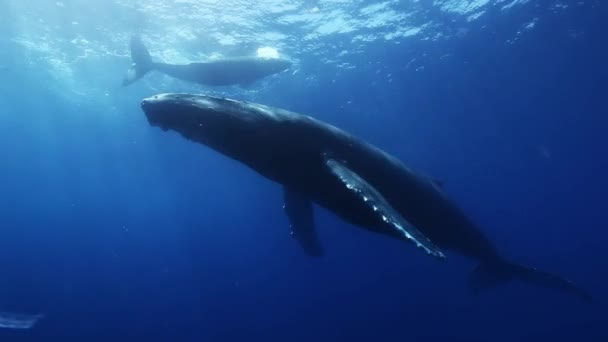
[0,0,606,341]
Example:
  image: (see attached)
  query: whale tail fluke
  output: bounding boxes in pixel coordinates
[469,260,592,303]
[122,35,154,86]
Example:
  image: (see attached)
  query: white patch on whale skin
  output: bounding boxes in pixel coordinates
[326,158,445,259]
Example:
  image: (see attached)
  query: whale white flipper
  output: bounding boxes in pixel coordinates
[325,158,444,259]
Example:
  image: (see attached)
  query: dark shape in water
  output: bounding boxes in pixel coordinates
[141,93,592,303]
[122,35,292,88]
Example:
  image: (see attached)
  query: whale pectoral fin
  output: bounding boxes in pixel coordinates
[325,158,445,259]
[283,187,324,257]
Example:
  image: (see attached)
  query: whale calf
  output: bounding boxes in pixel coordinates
[141,93,591,302]
[122,36,292,87]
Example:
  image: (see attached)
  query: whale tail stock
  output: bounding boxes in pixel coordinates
[122,35,154,86]
[469,259,592,303]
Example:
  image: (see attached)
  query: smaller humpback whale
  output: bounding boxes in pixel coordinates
[122,36,292,87]
[141,93,592,302]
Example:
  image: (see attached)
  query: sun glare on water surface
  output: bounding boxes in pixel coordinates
[256,47,280,59]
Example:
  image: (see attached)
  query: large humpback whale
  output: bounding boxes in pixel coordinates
[122,36,292,87]
[141,93,591,302]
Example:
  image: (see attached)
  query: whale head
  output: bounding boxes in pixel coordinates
[141,93,279,158]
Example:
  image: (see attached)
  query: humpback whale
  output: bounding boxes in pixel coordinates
[141,93,592,302]
[122,36,292,87]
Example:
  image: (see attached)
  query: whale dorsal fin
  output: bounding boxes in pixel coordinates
[283,187,323,256]
[325,158,445,259]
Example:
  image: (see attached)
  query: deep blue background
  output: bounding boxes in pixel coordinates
[0,2,606,341]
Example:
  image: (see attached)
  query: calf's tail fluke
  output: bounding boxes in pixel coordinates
[469,260,592,303]
[122,35,154,86]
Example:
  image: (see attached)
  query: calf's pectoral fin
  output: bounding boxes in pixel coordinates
[324,157,445,259]
[283,187,324,257]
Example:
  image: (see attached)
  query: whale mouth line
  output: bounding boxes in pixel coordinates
[144,115,169,131]
[141,99,166,131]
